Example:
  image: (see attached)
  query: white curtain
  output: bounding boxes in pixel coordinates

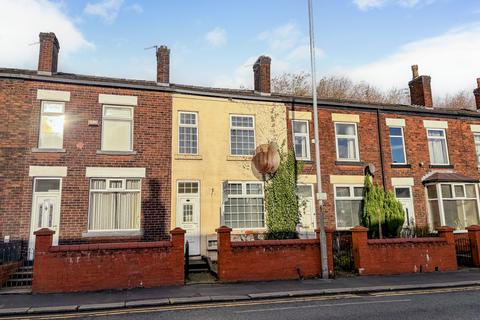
[429,139,447,164]
[89,191,140,230]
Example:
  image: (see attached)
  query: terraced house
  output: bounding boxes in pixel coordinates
[1,32,480,264]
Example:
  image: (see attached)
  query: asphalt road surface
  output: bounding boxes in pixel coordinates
[12,287,480,320]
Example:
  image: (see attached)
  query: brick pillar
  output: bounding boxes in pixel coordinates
[437,226,457,271]
[170,228,186,284]
[216,226,232,281]
[351,226,369,275]
[437,226,455,245]
[316,228,335,275]
[467,225,480,267]
[32,228,54,293]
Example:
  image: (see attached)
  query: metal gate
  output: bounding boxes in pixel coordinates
[455,237,474,267]
[333,232,355,273]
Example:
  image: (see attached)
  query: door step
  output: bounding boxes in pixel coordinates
[186,256,218,283]
[1,261,33,290]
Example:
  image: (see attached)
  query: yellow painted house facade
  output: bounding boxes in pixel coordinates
[170,93,288,257]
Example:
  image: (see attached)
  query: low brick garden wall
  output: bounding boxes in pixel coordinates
[351,226,457,275]
[32,228,185,293]
[216,226,334,282]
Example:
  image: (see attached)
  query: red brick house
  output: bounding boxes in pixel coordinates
[1,31,480,264]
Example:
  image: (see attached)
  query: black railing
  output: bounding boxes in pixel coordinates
[0,241,23,265]
[333,232,355,273]
[184,241,189,280]
[455,237,474,267]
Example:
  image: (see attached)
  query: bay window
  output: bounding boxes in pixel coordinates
[223,181,264,228]
[88,178,141,231]
[335,185,364,229]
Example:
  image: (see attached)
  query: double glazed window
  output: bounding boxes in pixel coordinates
[102,105,133,152]
[389,127,407,164]
[178,112,198,154]
[293,120,310,160]
[335,185,364,229]
[427,129,449,165]
[427,183,480,230]
[474,134,480,166]
[230,115,255,156]
[223,182,264,228]
[39,101,65,149]
[88,178,141,231]
[335,123,359,161]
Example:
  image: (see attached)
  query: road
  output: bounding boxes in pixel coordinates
[9,287,480,320]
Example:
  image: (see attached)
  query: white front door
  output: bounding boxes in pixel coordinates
[29,178,62,259]
[394,186,416,229]
[297,184,316,238]
[176,181,200,256]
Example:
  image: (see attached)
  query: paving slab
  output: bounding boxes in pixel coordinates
[28,305,79,314]
[169,296,212,304]
[125,298,170,308]
[78,302,125,311]
[248,292,290,299]
[0,307,30,316]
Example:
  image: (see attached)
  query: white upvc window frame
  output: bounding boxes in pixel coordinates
[178,111,199,155]
[334,184,364,230]
[101,105,134,152]
[389,126,407,165]
[334,122,360,162]
[292,120,311,161]
[229,114,256,156]
[38,100,65,149]
[426,128,450,165]
[221,180,265,230]
[87,177,142,232]
[474,133,480,167]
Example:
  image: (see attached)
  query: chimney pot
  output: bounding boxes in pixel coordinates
[253,55,271,95]
[38,32,60,75]
[156,45,170,86]
[411,64,419,79]
[408,65,433,108]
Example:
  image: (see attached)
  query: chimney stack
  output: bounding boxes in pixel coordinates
[156,45,170,86]
[253,56,271,95]
[38,32,60,75]
[408,65,433,108]
[474,78,480,110]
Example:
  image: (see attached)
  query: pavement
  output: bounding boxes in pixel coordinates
[1,269,480,317]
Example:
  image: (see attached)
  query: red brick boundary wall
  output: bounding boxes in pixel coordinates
[32,228,185,293]
[467,225,480,267]
[351,226,457,275]
[216,226,334,282]
[0,261,22,287]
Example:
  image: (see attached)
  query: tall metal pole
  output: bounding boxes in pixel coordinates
[308,0,329,279]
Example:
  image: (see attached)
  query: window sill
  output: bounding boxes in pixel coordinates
[96,150,137,155]
[296,158,313,163]
[335,161,364,166]
[391,164,412,168]
[227,155,253,161]
[31,148,66,153]
[429,164,453,169]
[82,230,143,238]
[175,154,203,160]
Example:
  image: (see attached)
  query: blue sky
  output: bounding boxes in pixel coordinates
[1,0,480,95]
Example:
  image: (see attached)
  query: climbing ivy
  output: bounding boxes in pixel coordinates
[264,148,303,240]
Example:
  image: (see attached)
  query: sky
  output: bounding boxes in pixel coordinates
[1,0,480,96]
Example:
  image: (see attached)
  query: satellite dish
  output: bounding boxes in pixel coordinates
[365,163,376,176]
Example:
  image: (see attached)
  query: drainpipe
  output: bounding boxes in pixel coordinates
[376,108,387,192]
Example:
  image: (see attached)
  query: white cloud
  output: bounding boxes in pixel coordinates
[346,23,480,95]
[126,3,143,14]
[258,22,302,51]
[353,0,434,11]
[0,0,93,70]
[205,27,227,47]
[84,0,123,24]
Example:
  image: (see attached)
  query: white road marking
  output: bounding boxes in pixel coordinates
[234,298,412,314]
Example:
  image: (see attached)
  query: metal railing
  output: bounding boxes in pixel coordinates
[0,241,23,265]
[333,232,355,273]
[455,238,474,267]
[184,241,189,280]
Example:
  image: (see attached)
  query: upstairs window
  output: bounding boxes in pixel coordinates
[474,134,480,166]
[230,115,255,156]
[39,101,64,149]
[389,127,407,164]
[102,106,133,152]
[335,123,359,161]
[293,120,310,160]
[178,112,198,154]
[427,129,449,165]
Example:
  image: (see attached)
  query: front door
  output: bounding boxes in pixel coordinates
[29,178,62,259]
[176,181,200,256]
[394,186,416,229]
[297,184,316,238]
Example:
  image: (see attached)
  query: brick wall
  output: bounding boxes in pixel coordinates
[216,226,334,282]
[0,79,173,244]
[32,228,185,293]
[351,226,457,275]
[0,261,22,287]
